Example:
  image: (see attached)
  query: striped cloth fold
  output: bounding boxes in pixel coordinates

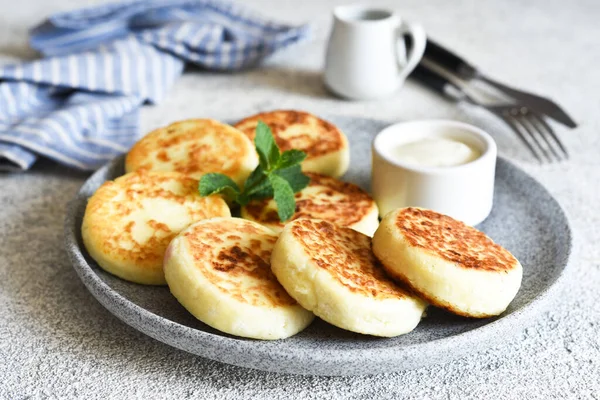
[0,0,309,171]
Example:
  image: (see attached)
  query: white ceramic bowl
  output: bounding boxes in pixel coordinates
[371,120,497,226]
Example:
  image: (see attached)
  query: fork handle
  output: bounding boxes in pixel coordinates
[411,64,465,102]
[424,40,478,80]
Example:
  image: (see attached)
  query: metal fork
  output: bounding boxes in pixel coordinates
[480,104,568,163]
[411,64,569,163]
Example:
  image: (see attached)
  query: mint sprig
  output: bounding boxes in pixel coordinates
[199,121,310,222]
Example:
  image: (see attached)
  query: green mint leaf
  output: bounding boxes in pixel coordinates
[245,179,274,200]
[236,192,250,206]
[238,165,271,205]
[275,164,310,193]
[243,165,267,192]
[199,123,308,220]
[244,165,267,193]
[278,149,306,169]
[268,145,280,169]
[238,178,273,205]
[254,121,280,170]
[268,174,296,222]
[199,173,240,202]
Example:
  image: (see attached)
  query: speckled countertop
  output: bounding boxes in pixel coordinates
[1,0,599,398]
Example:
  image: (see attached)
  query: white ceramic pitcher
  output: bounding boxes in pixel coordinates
[324,5,426,100]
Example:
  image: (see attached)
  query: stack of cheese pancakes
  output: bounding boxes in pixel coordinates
[83,110,522,340]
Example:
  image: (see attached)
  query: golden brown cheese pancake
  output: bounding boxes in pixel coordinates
[81,170,230,285]
[271,219,426,337]
[234,110,350,177]
[372,207,523,318]
[125,119,258,186]
[164,218,314,339]
[241,173,379,236]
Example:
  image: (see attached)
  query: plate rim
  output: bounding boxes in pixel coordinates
[64,139,573,376]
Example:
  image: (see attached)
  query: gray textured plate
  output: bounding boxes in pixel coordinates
[64,116,571,376]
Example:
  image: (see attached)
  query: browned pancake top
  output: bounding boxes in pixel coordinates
[84,170,229,268]
[290,219,411,300]
[244,173,375,229]
[395,208,519,272]
[125,119,252,178]
[234,110,346,159]
[181,219,297,307]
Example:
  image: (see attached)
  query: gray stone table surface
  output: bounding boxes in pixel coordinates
[1,0,599,398]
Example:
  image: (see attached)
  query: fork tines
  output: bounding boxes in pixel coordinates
[494,106,569,163]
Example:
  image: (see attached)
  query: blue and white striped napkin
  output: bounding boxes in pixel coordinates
[0,0,309,171]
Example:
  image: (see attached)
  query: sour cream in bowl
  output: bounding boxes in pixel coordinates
[371,120,497,226]
[391,137,481,167]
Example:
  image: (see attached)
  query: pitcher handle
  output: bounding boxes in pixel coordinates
[397,21,427,82]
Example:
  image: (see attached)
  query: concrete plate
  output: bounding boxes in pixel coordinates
[64,116,571,376]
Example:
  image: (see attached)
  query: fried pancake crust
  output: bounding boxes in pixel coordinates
[126,119,258,186]
[82,170,230,285]
[235,110,350,177]
[164,218,314,339]
[241,173,379,236]
[271,219,426,336]
[373,208,523,318]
